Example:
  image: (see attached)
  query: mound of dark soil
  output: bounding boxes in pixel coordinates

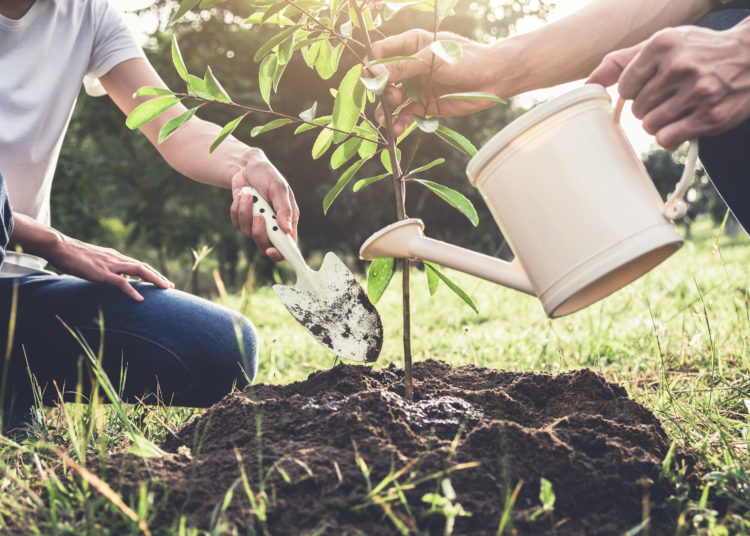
[109,360,694,535]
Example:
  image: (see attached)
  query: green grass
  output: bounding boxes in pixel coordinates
[2,216,750,534]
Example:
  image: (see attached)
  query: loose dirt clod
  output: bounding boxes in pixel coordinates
[107,360,694,535]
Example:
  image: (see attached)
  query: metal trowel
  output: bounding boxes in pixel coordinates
[242,187,383,363]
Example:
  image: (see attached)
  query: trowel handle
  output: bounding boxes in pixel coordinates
[239,186,310,277]
[614,97,698,220]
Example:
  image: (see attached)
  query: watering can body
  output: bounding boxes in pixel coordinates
[360,85,695,318]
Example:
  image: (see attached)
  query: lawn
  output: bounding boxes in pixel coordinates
[1,216,749,535]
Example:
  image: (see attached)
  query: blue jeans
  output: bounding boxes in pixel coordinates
[0,176,257,413]
[696,9,750,230]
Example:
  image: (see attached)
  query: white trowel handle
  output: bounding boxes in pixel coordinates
[239,186,318,292]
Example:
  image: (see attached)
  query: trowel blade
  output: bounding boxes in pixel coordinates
[273,252,383,363]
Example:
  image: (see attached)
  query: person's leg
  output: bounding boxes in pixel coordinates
[694,9,750,230]
[0,274,257,412]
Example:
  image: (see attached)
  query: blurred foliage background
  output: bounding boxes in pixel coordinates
[54,0,733,295]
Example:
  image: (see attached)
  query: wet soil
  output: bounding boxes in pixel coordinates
[108,360,694,535]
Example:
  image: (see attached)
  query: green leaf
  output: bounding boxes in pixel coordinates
[251,118,292,137]
[425,262,439,295]
[539,478,556,510]
[365,55,420,68]
[243,11,294,26]
[353,172,389,192]
[424,261,478,313]
[396,121,418,144]
[357,122,379,158]
[126,96,180,130]
[133,86,175,98]
[383,2,419,20]
[440,91,504,103]
[367,257,395,304]
[299,101,317,122]
[360,70,389,95]
[169,0,199,26]
[187,74,213,100]
[210,115,245,153]
[408,158,444,176]
[330,42,345,73]
[312,128,334,159]
[258,54,277,104]
[414,116,439,133]
[330,136,362,169]
[253,25,301,63]
[339,19,353,37]
[295,115,331,134]
[171,36,189,82]
[362,7,378,30]
[323,157,370,213]
[413,179,478,225]
[272,55,288,91]
[333,64,365,136]
[204,66,231,103]
[430,40,462,65]
[158,106,197,143]
[277,30,295,65]
[436,0,458,18]
[261,0,287,23]
[435,125,477,156]
[304,39,322,68]
[315,40,335,80]
[381,147,401,174]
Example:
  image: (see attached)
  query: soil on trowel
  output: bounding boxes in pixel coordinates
[108,360,695,535]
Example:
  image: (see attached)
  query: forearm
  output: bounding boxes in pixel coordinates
[7,212,63,258]
[491,0,716,96]
[142,113,260,189]
[101,58,263,189]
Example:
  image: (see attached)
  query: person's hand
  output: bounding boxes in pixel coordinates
[44,234,173,302]
[370,29,504,136]
[230,150,300,262]
[587,21,750,151]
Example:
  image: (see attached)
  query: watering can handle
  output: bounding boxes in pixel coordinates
[613,97,698,220]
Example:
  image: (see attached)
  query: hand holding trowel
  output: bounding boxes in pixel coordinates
[240,186,383,363]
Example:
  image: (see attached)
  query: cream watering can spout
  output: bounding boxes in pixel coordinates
[360,218,535,295]
[360,85,699,318]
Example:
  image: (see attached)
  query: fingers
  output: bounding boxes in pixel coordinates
[126,261,173,289]
[251,214,283,262]
[370,29,434,84]
[587,44,643,88]
[105,273,144,302]
[233,190,255,239]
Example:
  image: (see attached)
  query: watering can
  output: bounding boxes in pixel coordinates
[360,84,698,318]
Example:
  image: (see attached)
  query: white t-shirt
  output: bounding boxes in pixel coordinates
[0,0,144,275]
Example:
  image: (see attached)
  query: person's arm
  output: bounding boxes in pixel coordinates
[8,213,172,302]
[372,0,715,135]
[100,58,299,262]
[587,15,750,150]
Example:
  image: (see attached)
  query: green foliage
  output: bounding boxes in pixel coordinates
[429,40,463,64]
[125,96,180,129]
[412,179,478,226]
[367,257,394,304]
[424,261,478,313]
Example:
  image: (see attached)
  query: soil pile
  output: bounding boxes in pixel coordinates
[110,360,693,534]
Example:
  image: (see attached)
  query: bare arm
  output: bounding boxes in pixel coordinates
[8,213,172,301]
[373,0,715,134]
[100,58,299,261]
[498,0,715,95]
